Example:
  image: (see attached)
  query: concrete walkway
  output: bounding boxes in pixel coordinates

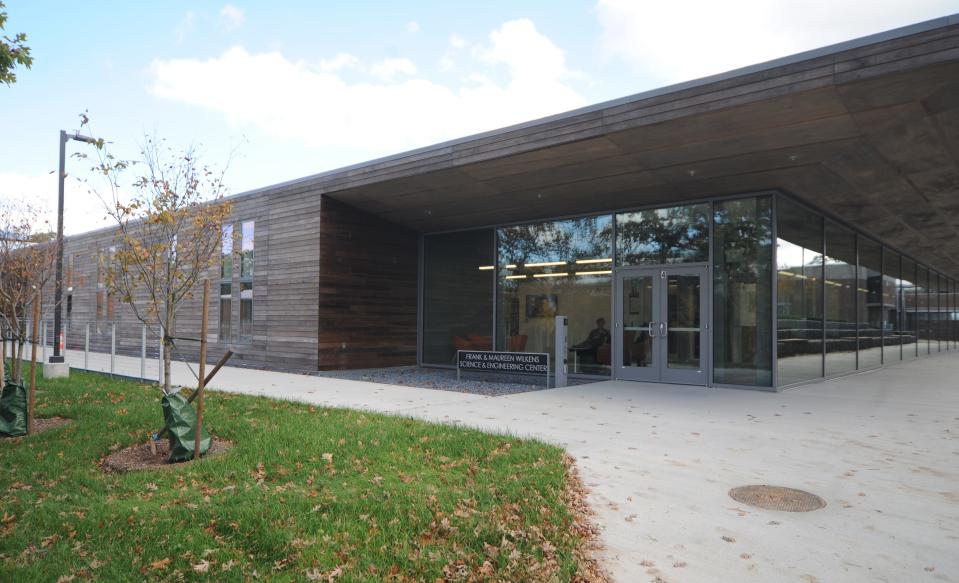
[54,348,959,582]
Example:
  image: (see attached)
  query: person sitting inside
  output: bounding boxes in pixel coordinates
[571,317,611,368]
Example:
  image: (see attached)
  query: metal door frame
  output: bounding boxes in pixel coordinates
[614,264,709,386]
[614,267,660,382]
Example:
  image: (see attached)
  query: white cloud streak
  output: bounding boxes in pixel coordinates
[149,19,587,154]
[220,4,245,30]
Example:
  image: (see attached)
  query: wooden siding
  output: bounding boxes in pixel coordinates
[318,197,418,369]
[50,187,321,373]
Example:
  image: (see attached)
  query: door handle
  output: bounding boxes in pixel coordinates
[647,322,654,337]
[659,322,666,337]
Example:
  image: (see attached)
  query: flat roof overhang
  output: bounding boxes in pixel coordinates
[242,15,959,276]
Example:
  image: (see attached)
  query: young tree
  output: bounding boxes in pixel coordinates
[87,134,232,395]
[0,1,32,86]
[0,202,56,383]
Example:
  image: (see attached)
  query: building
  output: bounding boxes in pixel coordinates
[57,15,959,390]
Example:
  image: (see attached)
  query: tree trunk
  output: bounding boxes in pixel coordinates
[1,328,6,382]
[27,296,39,434]
[162,296,175,394]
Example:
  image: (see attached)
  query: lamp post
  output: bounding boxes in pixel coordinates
[50,130,100,373]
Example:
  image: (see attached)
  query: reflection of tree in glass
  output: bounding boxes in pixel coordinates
[618,205,709,264]
[713,202,771,281]
[497,216,612,265]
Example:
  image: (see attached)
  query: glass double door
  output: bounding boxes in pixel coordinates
[614,266,708,385]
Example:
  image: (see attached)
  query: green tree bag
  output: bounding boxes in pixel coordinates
[0,380,27,437]
[161,391,210,462]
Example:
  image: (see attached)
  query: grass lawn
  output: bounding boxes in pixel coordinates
[0,369,602,582]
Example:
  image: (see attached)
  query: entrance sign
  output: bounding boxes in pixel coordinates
[456,350,551,385]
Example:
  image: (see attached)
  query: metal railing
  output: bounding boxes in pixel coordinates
[6,318,176,384]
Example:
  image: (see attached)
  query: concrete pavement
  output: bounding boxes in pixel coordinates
[56,347,959,582]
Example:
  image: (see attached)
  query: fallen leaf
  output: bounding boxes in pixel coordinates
[192,560,210,573]
[149,557,171,570]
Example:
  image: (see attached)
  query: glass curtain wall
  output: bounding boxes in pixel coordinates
[713,196,773,387]
[776,199,824,385]
[422,230,494,365]
[882,250,901,363]
[824,222,857,377]
[946,280,957,350]
[858,239,883,370]
[497,216,613,375]
[617,204,709,265]
[901,258,918,360]
[918,266,930,355]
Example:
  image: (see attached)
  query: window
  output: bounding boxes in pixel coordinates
[824,221,856,377]
[882,249,901,363]
[917,266,930,355]
[901,258,918,360]
[616,203,709,266]
[858,238,882,370]
[219,225,234,341]
[497,215,613,375]
[238,220,254,343]
[219,283,232,341]
[713,196,772,386]
[776,198,823,385]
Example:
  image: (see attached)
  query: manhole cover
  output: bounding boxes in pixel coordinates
[728,485,826,512]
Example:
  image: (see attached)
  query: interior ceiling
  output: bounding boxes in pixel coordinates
[320,25,959,278]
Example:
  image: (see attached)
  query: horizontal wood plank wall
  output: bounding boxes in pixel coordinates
[46,186,323,374]
[318,197,418,369]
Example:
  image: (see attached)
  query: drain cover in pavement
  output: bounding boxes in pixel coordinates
[728,485,826,512]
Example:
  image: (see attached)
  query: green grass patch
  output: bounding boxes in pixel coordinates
[0,369,591,581]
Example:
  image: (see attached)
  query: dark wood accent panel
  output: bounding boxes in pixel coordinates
[318,197,418,369]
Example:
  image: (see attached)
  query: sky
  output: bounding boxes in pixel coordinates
[1,0,957,234]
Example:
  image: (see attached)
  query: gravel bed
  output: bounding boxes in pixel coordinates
[315,366,578,396]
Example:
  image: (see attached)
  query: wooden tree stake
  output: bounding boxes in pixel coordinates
[194,279,210,461]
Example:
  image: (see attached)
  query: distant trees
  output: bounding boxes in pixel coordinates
[0,1,32,86]
[0,202,56,382]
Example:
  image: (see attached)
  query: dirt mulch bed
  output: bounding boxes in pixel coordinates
[101,438,233,473]
[0,416,73,440]
[563,454,612,582]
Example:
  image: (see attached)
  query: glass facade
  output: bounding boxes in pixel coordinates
[497,216,613,375]
[882,250,901,363]
[418,191,955,389]
[858,238,883,370]
[713,196,772,387]
[616,203,709,265]
[902,258,918,360]
[776,199,823,385]
[823,221,857,377]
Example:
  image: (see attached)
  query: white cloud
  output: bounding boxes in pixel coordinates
[596,0,959,83]
[318,52,359,72]
[148,19,588,154]
[220,4,245,30]
[479,18,574,84]
[369,57,417,81]
[406,20,420,33]
[449,34,466,49]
